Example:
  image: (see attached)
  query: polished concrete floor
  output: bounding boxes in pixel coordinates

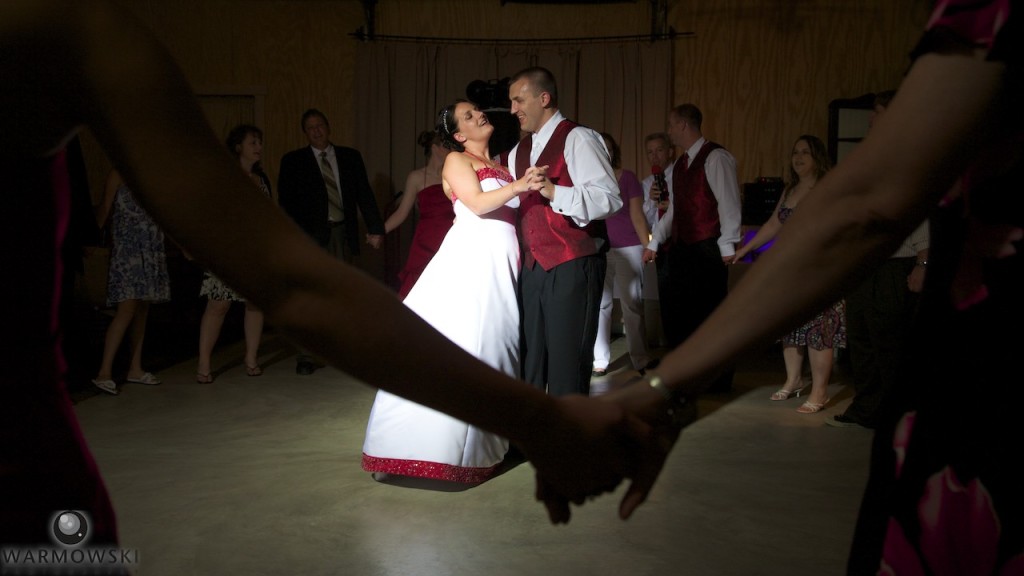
[73,333,873,576]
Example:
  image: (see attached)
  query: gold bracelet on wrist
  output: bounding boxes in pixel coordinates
[647,375,674,400]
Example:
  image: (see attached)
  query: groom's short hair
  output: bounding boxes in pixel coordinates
[511,67,558,106]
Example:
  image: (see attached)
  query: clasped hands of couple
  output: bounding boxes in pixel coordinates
[517,165,554,199]
[519,370,696,525]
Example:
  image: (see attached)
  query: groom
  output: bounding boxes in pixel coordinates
[504,67,622,396]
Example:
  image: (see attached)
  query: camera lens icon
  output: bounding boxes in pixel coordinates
[51,510,90,546]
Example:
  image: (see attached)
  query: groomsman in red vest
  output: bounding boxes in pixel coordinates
[643,104,741,392]
[505,67,623,396]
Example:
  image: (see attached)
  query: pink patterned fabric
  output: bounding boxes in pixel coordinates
[853,2,1023,574]
[926,0,1011,50]
[880,463,1024,575]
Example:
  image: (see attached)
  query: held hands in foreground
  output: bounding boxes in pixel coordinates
[532,373,694,523]
[513,394,652,524]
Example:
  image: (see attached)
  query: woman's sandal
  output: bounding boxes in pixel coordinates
[196,372,214,384]
[796,397,830,414]
[770,384,807,401]
[246,364,263,377]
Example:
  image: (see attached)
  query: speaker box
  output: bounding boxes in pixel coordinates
[742,177,784,226]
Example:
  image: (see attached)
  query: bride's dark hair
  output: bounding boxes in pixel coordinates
[436,99,470,152]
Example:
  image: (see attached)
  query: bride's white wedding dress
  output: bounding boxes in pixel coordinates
[362,166,520,485]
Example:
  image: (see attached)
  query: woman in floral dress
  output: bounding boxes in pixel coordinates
[91,169,170,394]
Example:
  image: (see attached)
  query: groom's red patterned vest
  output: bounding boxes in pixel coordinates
[514,119,607,271]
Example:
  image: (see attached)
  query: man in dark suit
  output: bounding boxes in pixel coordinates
[278,108,385,374]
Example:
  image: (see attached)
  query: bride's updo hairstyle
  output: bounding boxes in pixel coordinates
[436,99,470,152]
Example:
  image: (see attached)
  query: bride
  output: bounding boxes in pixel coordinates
[362,100,545,487]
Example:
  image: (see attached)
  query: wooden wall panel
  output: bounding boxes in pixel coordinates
[80,0,932,281]
[375,0,650,39]
[669,0,931,181]
[84,0,367,199]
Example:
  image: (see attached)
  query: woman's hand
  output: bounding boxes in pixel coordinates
[601,375,693,519]
[730,243,752,264]
[517,165,549,194]
[523,165,553,198]
[531,373,695,523]
[515,393,651,524]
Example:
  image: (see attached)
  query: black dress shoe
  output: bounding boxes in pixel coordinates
[296,361,316,375]
[825,414,872,429]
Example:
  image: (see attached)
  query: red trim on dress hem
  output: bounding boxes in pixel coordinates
[362,453,501,484]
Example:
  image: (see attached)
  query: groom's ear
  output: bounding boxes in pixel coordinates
[540,92,552,108]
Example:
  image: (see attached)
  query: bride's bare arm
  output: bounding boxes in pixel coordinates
[441,152,539,215]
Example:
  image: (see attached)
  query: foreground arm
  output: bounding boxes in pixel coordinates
[0,0,646,510]
[609,51,1007,518]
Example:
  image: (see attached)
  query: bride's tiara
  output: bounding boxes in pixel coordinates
[441,108,452,135]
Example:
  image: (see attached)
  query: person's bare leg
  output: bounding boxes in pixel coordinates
[770,345,806,400]
[96,299,139,380]
[243,302,264,374]
[797,346,834,412]
[197,298,230,378]
[125,301,150,380]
